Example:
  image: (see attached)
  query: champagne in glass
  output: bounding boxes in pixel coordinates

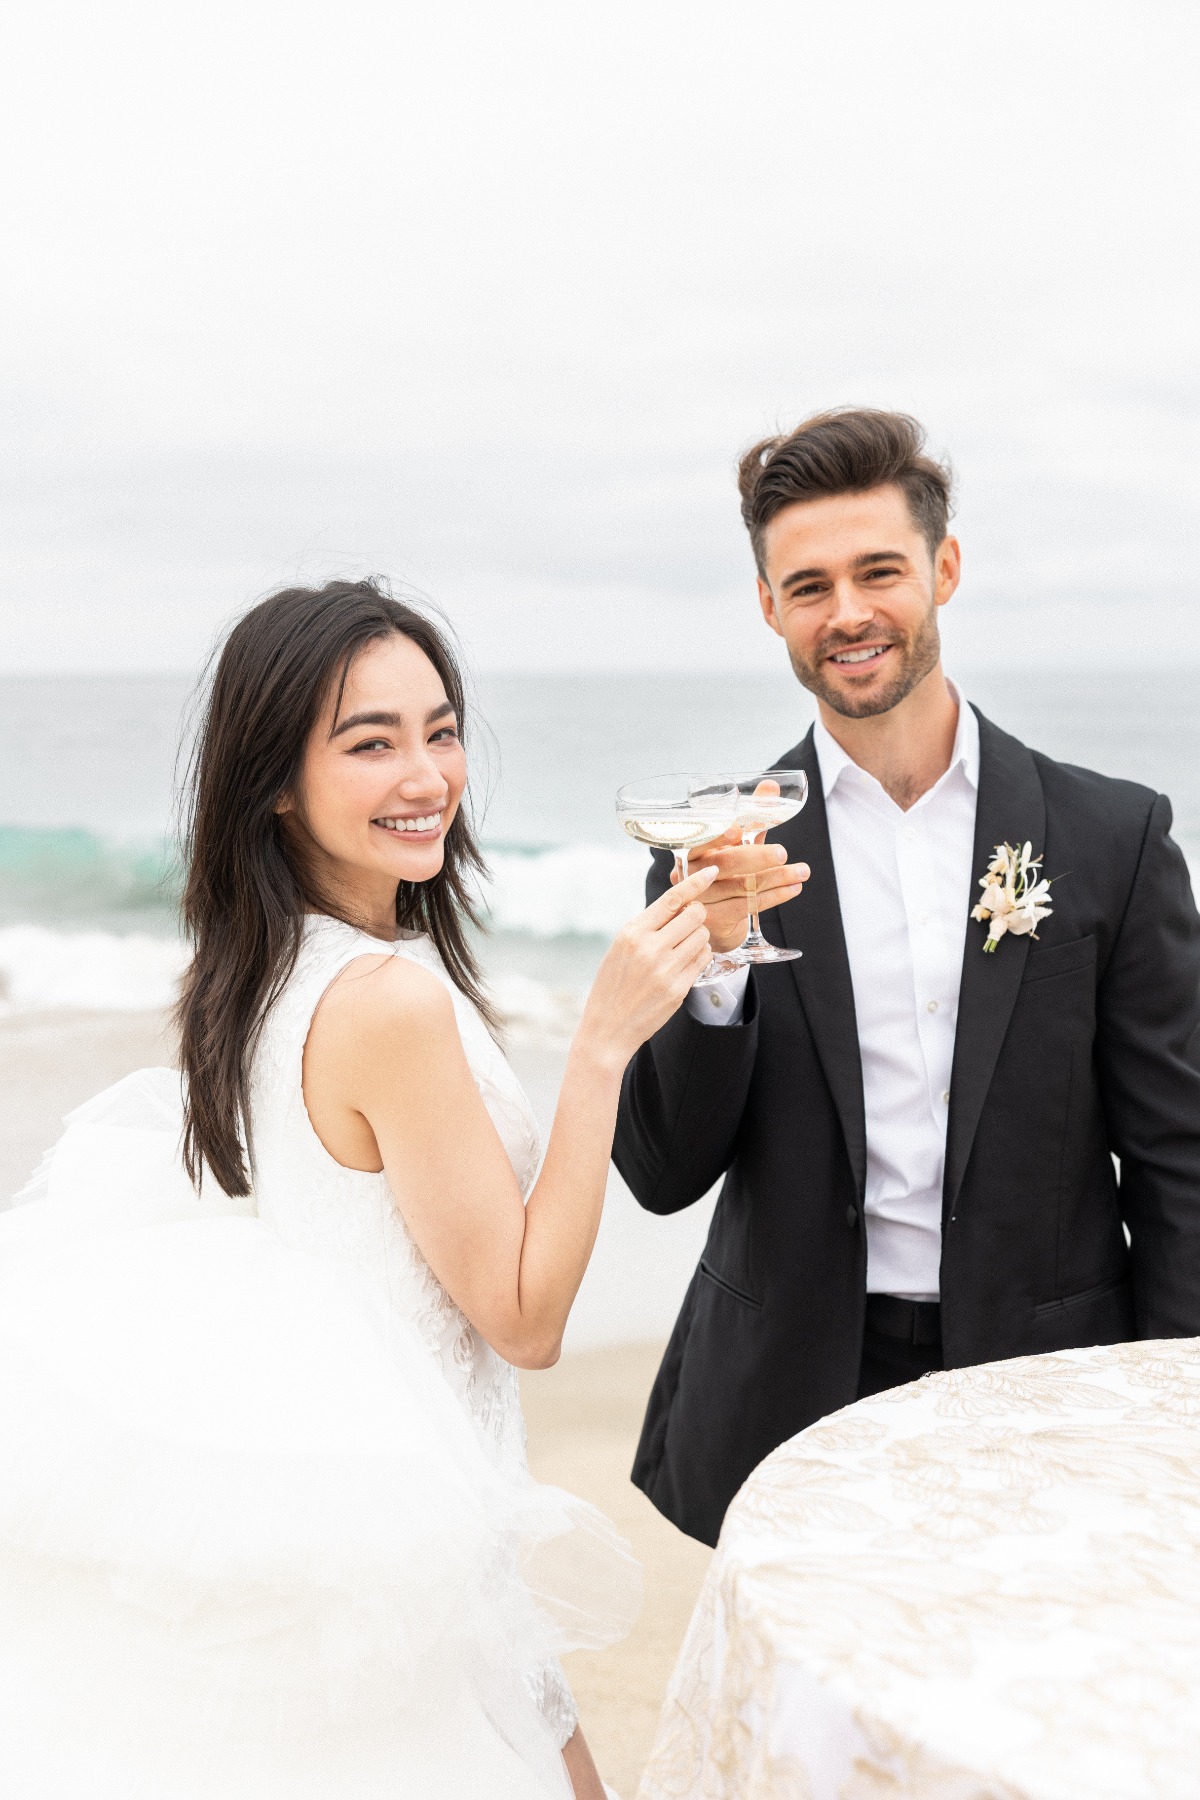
[616,774,739,984]
[724,769,809,965]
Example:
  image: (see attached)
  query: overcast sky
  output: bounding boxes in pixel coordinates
[2,0,1197,673]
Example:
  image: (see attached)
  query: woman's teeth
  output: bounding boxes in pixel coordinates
[832,645,888,665]
[375,813,442,833]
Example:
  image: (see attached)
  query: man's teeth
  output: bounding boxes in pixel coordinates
[375,814,442,833]
[832,646,887,665]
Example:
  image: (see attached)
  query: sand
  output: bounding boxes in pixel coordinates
[0,1007,708,1792]
[520,1345,710,1791]
[0,1007,179,1199]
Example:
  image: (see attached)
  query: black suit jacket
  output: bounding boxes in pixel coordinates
[612,711,1200,1546]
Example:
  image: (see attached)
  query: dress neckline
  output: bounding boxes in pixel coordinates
[303,913,425,950]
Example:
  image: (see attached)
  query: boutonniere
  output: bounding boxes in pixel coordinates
[971,841,1053,952]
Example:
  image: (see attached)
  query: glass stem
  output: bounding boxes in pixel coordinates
[744,828,764,940]
[675,849,689,884]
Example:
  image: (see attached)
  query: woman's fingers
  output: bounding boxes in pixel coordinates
[666,930,715,995]
[652,900,711,950]
[644,863,718,925]
[669,920,712,964]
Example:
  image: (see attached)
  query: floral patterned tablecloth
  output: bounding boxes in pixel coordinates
[639,1340,1200,1800]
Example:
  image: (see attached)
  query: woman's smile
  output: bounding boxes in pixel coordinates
[371,809,444,841]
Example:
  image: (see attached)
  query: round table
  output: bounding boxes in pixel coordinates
[639,1340,1200,1800]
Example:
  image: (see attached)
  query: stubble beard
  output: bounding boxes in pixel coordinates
[786,600,943,720]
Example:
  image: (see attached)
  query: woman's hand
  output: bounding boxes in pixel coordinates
[578,865,719,1067]
[671,829,810,952]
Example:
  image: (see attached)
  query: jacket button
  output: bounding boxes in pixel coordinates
[845,1204,858,1228]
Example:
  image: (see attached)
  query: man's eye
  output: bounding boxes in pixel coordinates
[864,566,902,580]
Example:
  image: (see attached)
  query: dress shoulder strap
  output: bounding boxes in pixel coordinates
[263,916,398,1056]
[247,917,401,1157]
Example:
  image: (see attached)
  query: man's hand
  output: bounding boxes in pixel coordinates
[671,829,810,953]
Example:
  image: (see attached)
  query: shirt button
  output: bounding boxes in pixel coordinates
[903,826,917,841]
[709,992,723,1009]
[927,999,938,1013]
[845,1204,858,1228]
[942,1089,951,1105]
[917,911,929,925]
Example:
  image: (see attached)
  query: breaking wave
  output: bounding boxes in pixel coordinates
[0,831,652,1019]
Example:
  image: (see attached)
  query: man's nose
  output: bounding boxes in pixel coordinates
[826,578,875,633]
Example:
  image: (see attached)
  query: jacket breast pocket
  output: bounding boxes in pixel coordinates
[1021,934,1096,985]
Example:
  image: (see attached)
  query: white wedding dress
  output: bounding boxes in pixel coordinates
[0,915,638,1799]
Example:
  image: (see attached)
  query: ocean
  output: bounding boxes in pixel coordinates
[2,667,1199,1017]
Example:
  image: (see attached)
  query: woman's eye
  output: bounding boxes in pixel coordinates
[351,738,391,753]
[430,727,460,744]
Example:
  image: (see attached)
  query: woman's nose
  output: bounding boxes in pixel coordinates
[398,748,448,799]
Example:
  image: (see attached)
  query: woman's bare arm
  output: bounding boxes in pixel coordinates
[303,867,716,1365]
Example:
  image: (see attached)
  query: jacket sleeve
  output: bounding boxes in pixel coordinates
[1098,793,1200,1336]
[611,849,760,1215]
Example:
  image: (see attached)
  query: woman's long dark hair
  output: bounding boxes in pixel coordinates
[176,578,495,1196]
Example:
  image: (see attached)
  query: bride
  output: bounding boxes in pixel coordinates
[0,578,716,1800]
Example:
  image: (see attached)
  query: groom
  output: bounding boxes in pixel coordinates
[613,407,1200,1548]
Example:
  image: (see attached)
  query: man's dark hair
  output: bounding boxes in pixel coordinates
[737,408,954,577]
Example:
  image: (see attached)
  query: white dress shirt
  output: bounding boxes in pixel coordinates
[687,686,980,1300]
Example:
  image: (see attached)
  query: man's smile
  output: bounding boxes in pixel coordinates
[827,643,893,670]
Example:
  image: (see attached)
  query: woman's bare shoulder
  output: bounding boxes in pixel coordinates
[311,950,458,1064]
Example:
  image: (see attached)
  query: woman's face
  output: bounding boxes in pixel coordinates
[283,633,468,927]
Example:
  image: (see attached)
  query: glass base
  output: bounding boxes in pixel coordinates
[731,938,803,966]
[691,953,744,986]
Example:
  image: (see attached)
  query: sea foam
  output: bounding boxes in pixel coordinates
[0,833,656,1020]
[0,926,190,1015]
[0,926,593,1030]
[485,844,648,937]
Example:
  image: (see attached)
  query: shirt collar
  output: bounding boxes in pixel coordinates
[812,678,980,802]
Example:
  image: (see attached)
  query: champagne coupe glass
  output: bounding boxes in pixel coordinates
[724,768,810,965]
[615,773,740,985]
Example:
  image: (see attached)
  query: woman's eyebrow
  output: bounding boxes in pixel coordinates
[330,701,456,739]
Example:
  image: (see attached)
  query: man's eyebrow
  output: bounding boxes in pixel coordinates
[779,550,909,591]
[852,550,909,569]
[330,701,457,739]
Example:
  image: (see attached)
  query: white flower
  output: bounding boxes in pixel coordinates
[971,841,1053,952]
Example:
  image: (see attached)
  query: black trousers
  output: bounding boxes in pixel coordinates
[856,1295,943,1400]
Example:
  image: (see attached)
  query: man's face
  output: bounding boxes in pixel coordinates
[756,484,961,719]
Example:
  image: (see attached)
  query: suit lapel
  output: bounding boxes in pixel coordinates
[769,731,868,1203]
[942,710,1046,1219]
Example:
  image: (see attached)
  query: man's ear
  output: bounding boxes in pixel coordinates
[757,577,784,637]
[933,536,962,609]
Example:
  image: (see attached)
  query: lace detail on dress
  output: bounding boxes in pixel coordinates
[246,917,575,1735]
[524,1661,580,1751]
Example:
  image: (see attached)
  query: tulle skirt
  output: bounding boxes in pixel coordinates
[0,1073,639,1798]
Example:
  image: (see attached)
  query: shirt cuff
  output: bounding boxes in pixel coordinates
[685,964,750,1026]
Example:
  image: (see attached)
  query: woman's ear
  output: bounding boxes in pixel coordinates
[274,792,293,816]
